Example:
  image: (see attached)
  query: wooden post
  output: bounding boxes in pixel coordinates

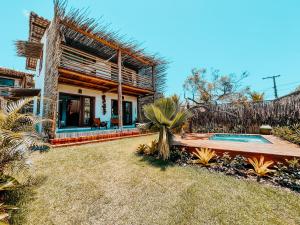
[117,50,123,130]
[152,66,156,100]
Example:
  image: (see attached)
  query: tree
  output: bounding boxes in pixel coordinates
[249,91,264,102]
[143,96,190,160]
[183,68,250,105]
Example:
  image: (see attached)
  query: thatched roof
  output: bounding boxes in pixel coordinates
[26,12,50,70]
[15,41,43,59]
[22,1,167,93]
[0,67,33,79]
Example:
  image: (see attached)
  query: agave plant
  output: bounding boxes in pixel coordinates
[136,144,149,155]
[143,96,191,160]
[192,148,216,166]
[0,98,50,173]
[248,156,274,182]
[146,139,158,156]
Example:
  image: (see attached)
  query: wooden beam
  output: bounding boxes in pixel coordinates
[117,50,123,129]
[152,65,156,92]
[58,68,117,86]
[60,20,155,66]
[122,84,154,94]
[58,77,111,91]
[104,87,118,93]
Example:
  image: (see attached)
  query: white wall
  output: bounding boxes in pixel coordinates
[57,84,137,128]
[33,30,48,132]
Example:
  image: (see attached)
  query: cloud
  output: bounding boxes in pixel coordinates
[22,9,30,18]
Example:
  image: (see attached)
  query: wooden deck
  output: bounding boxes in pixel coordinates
[173,133,300,161]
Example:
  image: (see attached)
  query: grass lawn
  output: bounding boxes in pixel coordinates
[12,134,300,225]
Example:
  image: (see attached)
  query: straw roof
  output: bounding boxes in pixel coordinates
[0,67,33,79]
[26,12,50,70]
[22,0,167,93]
[15,40,43,59]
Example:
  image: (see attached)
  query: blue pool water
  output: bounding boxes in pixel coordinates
[209,134,272,144]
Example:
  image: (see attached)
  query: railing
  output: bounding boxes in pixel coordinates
[60,45,153,90]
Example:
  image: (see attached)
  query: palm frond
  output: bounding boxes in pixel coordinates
[154,98,176,120]
[169,110,191,130]
[4,98,34,115]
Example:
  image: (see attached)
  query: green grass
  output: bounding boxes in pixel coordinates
[12,135,300,225]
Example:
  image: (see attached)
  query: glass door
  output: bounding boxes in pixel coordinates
[58,93,94,128]
[83,97,91,126]
[111,100,133,126]
[123,101,132,125]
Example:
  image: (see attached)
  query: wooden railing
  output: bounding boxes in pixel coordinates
[60,45,153,90]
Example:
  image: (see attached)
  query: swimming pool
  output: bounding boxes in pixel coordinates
[209,134,272,144]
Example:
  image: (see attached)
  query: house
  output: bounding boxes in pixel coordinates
[16,3,167,141]
[0,67,40,109]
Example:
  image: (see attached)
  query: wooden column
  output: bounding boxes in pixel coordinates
[117,50,123,130]
[152,65,156,100]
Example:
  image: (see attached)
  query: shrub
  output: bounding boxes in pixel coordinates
[273,160,300,192]
[136,144,149,155]
[0,174,19,224]
[146,140,158,156]
[285,158,300,169]
[272,124,300,145]
[192,148,216,166]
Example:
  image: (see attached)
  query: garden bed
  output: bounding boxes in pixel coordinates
[137,142,300,193]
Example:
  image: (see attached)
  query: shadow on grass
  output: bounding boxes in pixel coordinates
[6,175,47,225]
[137,154,175,171]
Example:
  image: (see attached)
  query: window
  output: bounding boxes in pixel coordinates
[0,78,15,87]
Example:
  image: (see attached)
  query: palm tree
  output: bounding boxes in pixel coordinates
[143,96,190,160]
[0,98,49,173]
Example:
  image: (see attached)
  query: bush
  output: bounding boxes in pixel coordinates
[136,144,148,155]
[0,98,49,174]
[272,124,300,145]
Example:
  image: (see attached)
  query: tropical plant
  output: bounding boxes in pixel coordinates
[192,148,216,166]
[0,98,49,173]
[248,156,274,181]
[285,158,300,169]
[136,144,148,155]
[143,96,190,160]
[146,139,158,155]
[272,125,300,146]
[249,91,264,102]
[0,175,19,225]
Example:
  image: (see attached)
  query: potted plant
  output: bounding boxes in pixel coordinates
[259,125,272,135]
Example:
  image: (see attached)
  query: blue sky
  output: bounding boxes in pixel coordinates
[1,0,300,99]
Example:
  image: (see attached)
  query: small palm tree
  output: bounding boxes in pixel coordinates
[0,98,49,173]
[143,96,190,160]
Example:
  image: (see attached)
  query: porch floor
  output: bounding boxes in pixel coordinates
[56,125,136,139]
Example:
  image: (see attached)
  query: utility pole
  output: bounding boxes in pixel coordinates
[262,75,280,99]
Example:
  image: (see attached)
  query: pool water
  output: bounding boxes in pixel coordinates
[209,134,272,144]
